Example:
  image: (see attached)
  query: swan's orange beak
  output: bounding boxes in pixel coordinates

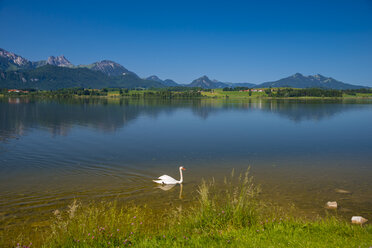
[182,167,186,171]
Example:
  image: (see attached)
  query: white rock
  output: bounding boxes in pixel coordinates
[325,201,337,209]
[351,216,368,225]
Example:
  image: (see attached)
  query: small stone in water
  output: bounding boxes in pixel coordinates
[351,216,368,225]
[325,201,337,209]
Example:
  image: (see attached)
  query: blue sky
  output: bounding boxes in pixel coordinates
[1,0,371,85]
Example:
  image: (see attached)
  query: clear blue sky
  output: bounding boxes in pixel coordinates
[1,0,371,85]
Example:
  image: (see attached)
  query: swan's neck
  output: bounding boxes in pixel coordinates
[178,168,183,184]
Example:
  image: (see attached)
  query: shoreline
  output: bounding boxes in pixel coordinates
[2,94,372,100]
[1,171,371,247]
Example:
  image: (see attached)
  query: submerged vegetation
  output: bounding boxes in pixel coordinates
[3,170,371,248]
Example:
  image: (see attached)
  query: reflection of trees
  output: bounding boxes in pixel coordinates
[191,99,371,122]
[0,97,371,141]
[255,99,371,122]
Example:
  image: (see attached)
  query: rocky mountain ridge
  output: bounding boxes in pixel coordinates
[0,48,369,90]
[82,60,133,77]
[46,55,73,67]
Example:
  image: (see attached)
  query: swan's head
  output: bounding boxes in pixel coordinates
[180,166,186,171]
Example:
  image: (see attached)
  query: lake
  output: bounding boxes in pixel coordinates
[1,97,372,229]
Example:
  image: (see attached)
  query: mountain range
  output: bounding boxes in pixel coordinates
[188,77,256,89]
[0,48,164,89]
[258,73,366,90]
[145,75,179,87]
[0,48,368,90]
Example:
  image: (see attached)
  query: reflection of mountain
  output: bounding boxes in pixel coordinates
[0,98,181,141]
[1,98,371,141]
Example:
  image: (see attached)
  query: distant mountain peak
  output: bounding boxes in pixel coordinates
[47,55,72,67]
[162,79,178,86]
[196,75,212,84]
[89,60,131,76]
[188,75,229,89]
[257,73,367,90]
[98,60,122,67]
[145,75,179,86]
[292,73,304,78]
[0,48,30,67]
[195,75,211,82]
[146,75,163,82]
[311,74,327,80]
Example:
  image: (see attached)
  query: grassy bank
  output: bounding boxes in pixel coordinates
[4,170,372,248]
[202,88,372,99]
[2,87,372,100]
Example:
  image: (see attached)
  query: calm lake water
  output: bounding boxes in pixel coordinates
[1,97,372,228]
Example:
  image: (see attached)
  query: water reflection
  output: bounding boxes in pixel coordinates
[1,96,372,232]
[1,97,371,141]
[156,184,176,191]
[156,184,183,199]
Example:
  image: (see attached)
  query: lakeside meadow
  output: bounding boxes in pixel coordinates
[3,170,372,248]
[2,87,372,99]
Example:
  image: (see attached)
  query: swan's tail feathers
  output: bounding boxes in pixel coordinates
[153,180,163,184]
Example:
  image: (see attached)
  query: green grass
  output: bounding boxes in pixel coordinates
[4,170,372,248]
[107,90,120,96]
[3,88,372,99]
[202,89,267,98]
[201,89,372,99]
[343,93,372,98]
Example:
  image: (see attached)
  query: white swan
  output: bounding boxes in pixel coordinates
[153,166,186,184]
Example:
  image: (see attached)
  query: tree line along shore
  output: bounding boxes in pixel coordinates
[1,87,372,99]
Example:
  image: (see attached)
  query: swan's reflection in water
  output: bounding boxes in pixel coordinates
[156,183,183,199]
[156,184,175,191]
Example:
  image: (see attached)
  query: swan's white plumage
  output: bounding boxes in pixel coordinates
[158,175,175,181]
[153,179,166,184]
[153,166,185,185]
[153,176,178,184]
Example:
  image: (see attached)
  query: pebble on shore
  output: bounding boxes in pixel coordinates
[351,216,368,225]
[325,201,337,209]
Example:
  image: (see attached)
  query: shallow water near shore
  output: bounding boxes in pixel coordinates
[1,97,372,231]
